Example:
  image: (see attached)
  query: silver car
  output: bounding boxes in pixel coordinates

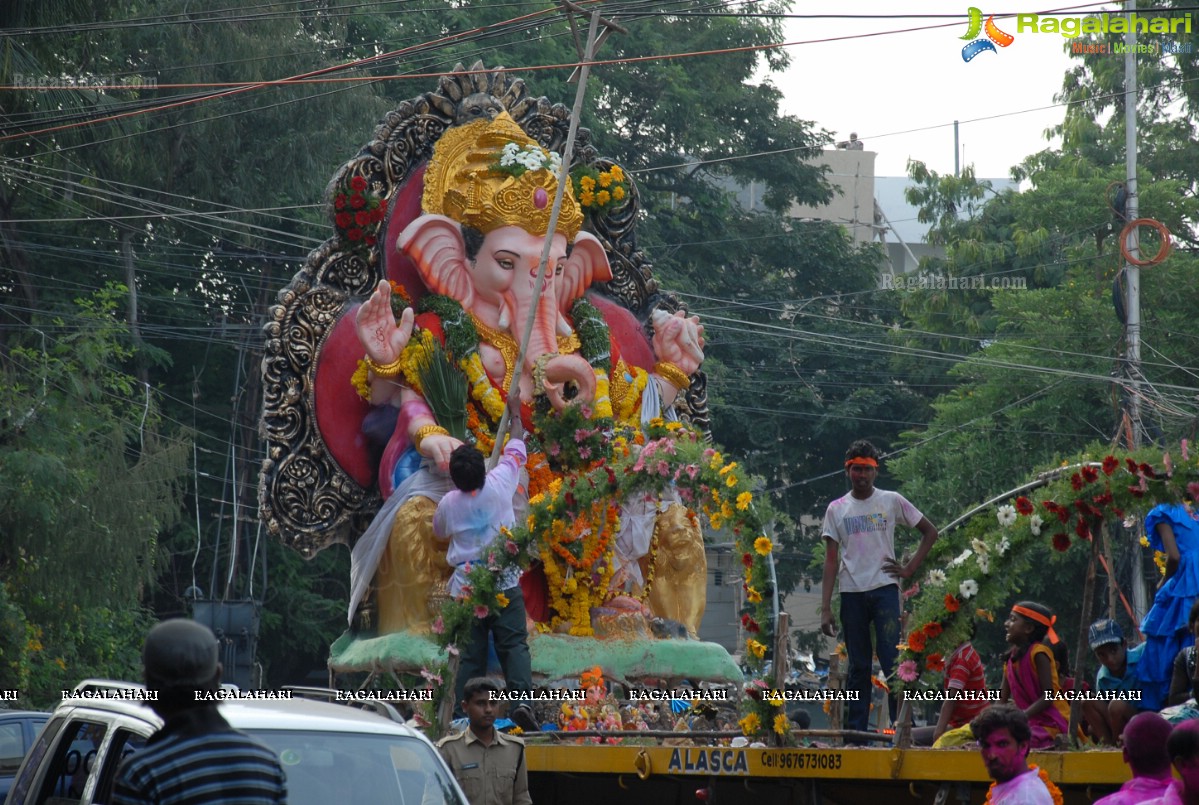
[5,683,466,805]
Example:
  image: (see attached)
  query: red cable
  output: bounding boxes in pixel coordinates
[1119,218,1172,267]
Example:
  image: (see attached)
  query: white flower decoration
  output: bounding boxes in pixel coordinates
[971,538,989,555]
[960,579,979,599]
[997,504,1017,527]
[949,549,973,568]
[996,538,1010,557]
[1029,514,1043,537]
[977,554,990,574]
[1123,515,1136,529]
[927,569,947,586]
[498,142,562,174]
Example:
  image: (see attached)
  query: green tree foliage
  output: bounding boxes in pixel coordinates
[892,21,1199,521]
[889,11,1199,642]
[1054,2,1199,207]
[0,285,187,696]
[0,0,939,677]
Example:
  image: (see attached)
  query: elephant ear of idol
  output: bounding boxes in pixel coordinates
[260,61,709,556]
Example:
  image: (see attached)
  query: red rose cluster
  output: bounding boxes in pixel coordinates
[333,175,384,245]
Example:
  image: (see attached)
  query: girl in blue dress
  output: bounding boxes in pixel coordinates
[1140,502,1199,710]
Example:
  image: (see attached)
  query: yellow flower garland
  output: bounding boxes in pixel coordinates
[397,329,435,394]
[538,496,621,636]
[610,362,648,424]
[352,360,371,401]
[461,352,505,421]
[637,523,661,603]
[592,369,614,419]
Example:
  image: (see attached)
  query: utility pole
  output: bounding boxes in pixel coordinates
[560,0,627,83]
[1122,0,1150,626]
[1123,0,1142,450]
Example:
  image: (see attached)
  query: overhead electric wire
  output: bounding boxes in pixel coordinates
[765,378,1076,495]
[0,0,574,143]
[11,0,1146,37]
[4,0,589,36]
[7,4,1189,479]
[2,305,1115,516]
[0,162,325,255]
[696,310,1199,394]
[0,0,1126,146]
[0,160,329,243]
[0,0,718,137]
[6,0,1195,208]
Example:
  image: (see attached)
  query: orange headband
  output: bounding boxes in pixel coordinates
[1011,605,1060,644]
[845,457,878,468]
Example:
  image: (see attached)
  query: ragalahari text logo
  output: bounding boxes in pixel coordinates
[960,7,1015,62]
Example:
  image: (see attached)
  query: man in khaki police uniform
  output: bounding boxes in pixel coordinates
[438,677,532,805]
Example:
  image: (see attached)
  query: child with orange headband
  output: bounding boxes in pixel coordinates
[1000,601,1070,748]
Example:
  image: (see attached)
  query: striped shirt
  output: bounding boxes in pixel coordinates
[113,707,286,805]
[945,642,988,727]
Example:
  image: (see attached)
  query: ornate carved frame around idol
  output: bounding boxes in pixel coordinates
[260,62,709,555]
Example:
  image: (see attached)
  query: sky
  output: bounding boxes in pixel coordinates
[774,1,1099,181]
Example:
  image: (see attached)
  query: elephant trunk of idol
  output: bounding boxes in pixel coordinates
[514,287,595,411]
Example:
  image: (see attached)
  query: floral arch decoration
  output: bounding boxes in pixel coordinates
[891,445,1199,694]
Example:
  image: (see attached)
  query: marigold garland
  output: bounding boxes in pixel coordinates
[352,360,371,401]
[397,329,436,394]
[637,523,661,603]
[592,369,614,419]
[426,407,784,741]
[984,766,1062,805]
[463,353,506,422]
[465,403,494,454]
[611,362,649,424]
[526,452,554,497]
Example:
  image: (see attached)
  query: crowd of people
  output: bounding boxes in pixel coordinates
[814,436,1199,803]
[817,438,1199,748]
[901,508,1199,749]
[104,433,1197,805]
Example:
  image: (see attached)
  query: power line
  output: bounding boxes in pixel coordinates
[0,1,1129,144]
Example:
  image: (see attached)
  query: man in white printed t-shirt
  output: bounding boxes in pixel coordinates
[820,439,938,735]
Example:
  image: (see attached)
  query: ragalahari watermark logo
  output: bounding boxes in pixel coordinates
[960,7,1015,62]
[960,11,1193,59]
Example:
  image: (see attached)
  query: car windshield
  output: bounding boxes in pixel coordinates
[248,730,465,805]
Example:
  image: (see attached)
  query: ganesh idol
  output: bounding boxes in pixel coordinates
[342,111,708,640]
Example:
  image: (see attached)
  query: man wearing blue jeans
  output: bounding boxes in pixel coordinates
[435,394,536,732]
[820,440,938,735]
